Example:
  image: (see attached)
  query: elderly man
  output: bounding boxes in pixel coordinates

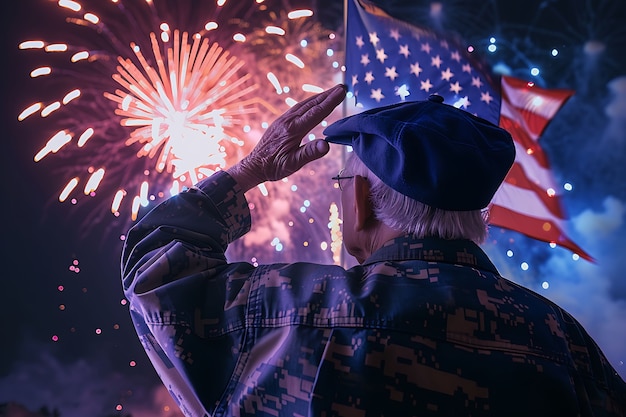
[122,85,625,416]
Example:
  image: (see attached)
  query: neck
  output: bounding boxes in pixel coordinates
[354,221,404,263]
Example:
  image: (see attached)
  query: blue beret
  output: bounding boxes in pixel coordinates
[323,96,515,211]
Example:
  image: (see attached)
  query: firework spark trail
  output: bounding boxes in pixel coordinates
[245,10,343,106]
[18,0,345,264]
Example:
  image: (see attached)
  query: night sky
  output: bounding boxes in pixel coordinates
[2,0,625,416]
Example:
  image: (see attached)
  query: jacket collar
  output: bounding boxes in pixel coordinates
[362,235,500,274]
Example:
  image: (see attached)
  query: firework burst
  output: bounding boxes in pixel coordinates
[19,0,273,222]
[104,28,264,217]
[17,0,345,263]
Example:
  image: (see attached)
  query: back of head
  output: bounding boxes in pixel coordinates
[344,153,491,243]
[324,96,515,243]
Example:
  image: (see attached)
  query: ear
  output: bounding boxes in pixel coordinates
[353,175,374,231]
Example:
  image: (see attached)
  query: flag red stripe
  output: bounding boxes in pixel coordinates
[500,97,551,141]
[502,75,575,105]
[501,113,551,168]
[488,205,594,262]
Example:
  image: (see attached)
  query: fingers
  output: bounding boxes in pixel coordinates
[287,84,347,129]
[228,85,345,189]
[293,139,330,167]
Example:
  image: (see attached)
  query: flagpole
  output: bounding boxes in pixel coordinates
[338,0,349,268]
[342,0,348,119]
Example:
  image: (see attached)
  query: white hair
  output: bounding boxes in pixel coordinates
[345,153,489,244]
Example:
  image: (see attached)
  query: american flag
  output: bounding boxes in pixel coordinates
[345,0,593,261]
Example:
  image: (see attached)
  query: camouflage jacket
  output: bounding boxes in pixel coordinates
[122,171,626,417]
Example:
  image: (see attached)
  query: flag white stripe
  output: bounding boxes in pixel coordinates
[500,99,541,141]
[501,78,566,121]
[492,182,566,229]
[511,141,558,191]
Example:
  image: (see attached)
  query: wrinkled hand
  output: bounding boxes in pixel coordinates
[227,84,347,192]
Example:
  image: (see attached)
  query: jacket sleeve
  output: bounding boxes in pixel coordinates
[121,170,250,288]
[120,170,254,417]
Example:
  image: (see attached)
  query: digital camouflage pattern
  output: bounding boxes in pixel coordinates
[122,171,626,417]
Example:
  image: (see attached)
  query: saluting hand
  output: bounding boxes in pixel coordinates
[227,84,347,192]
